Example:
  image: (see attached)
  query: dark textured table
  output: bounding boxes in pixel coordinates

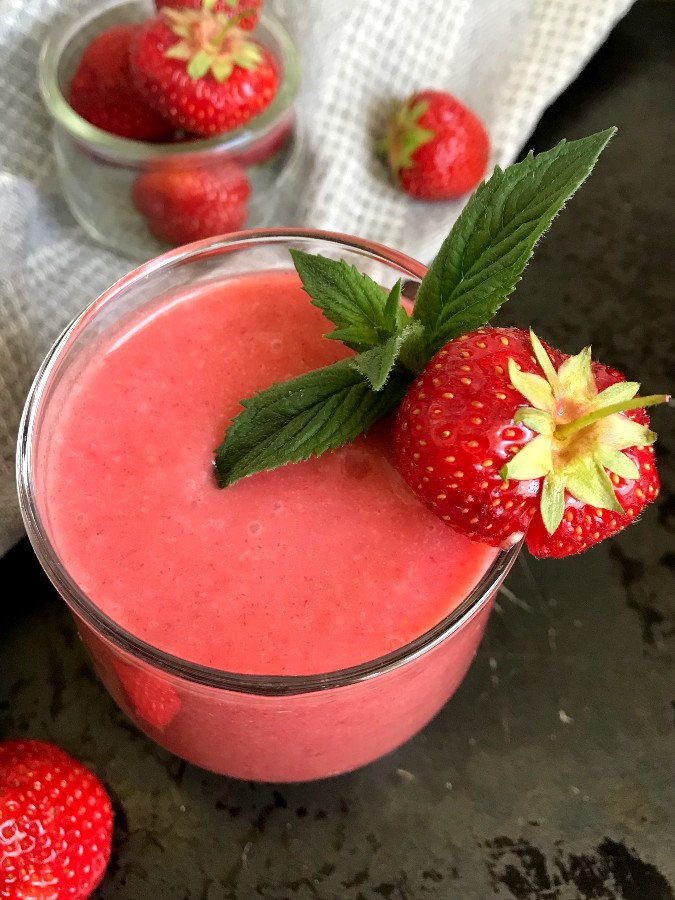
[2,3,673,898]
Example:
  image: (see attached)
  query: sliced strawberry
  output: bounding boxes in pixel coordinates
[155,0,263,31]
[68,24,175,142]
[385,90,489,200]
[0,740,113,900]
[130,9,278,136]
[132,158,250,245]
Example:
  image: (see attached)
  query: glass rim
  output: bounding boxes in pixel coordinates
[17,228,521,696]
[38,0,301,163]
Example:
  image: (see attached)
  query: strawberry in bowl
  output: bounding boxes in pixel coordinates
[42,0,298,257]
[130,3,279,136]
[132,156,251,245]
[155,0,263,31]
[68,24,175,142]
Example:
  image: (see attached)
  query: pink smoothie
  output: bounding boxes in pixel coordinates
[43,271,496,676]
[34,267,508,780]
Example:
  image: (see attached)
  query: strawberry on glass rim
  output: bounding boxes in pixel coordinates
[211,128,669,561]
[130,3,278,136]
[393,327,667,556]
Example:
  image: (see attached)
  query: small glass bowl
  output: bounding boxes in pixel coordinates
[18,230,521,782]
[39,0,302,259]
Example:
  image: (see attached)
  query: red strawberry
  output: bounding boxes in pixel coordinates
[114,662,181,729]
[130,8,278,136]
[393,327,666,556]
[385,90,489,200]
[155,0,263,31]
[132,158,250,245]
[0,740,113,900]
[68,25,175,142]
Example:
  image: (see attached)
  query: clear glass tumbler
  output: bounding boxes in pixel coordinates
[17,230,520,782]
[39,0,302,259]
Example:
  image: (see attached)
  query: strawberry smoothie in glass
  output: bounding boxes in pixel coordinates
[18,231,519,782]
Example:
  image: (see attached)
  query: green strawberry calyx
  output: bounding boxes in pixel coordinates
[385,97,435,180]
[501,331,670,535]
[163,6,262,83]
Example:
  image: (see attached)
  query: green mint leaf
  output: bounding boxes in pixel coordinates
[413,128,616,356]
[290,250,394,352]
[349,321,424,391]
[215,360,409,487]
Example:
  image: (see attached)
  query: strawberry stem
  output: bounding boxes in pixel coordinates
[555,393,670,441]
[215,9,255,40]
[212,18,236,46]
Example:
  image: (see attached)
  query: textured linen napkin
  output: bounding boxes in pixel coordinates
[0,0,632,555]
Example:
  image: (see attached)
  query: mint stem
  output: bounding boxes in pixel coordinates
[555,394,670,440]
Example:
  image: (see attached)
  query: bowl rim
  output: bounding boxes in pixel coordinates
[17,228,521,696]
[38,0,301,163]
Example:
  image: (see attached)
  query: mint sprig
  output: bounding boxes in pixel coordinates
[215,361,409,487]
[214,129,616,487]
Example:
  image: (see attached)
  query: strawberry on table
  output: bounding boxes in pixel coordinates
[130,6,278,136]
[155,0,263,32]
[393,328,665,556]
[68,24,175,142]
[0,740,113,900]
[384,90,489,200]
[132,157,250,245]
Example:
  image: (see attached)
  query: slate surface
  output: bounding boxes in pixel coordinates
[1,2,673,897]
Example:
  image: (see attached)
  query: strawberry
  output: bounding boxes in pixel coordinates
[132,158,250,245]
[0,740,113,900]
[155,0,263,32]
[68,25,175,142]
[129,8,278,136]
[114,662,181,729]
[385,90,489,200]
[392,327,666,556]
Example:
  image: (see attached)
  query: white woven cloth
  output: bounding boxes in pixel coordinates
[0,0,632,555]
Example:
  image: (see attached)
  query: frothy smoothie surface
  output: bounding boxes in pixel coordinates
[43,271,497,675]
